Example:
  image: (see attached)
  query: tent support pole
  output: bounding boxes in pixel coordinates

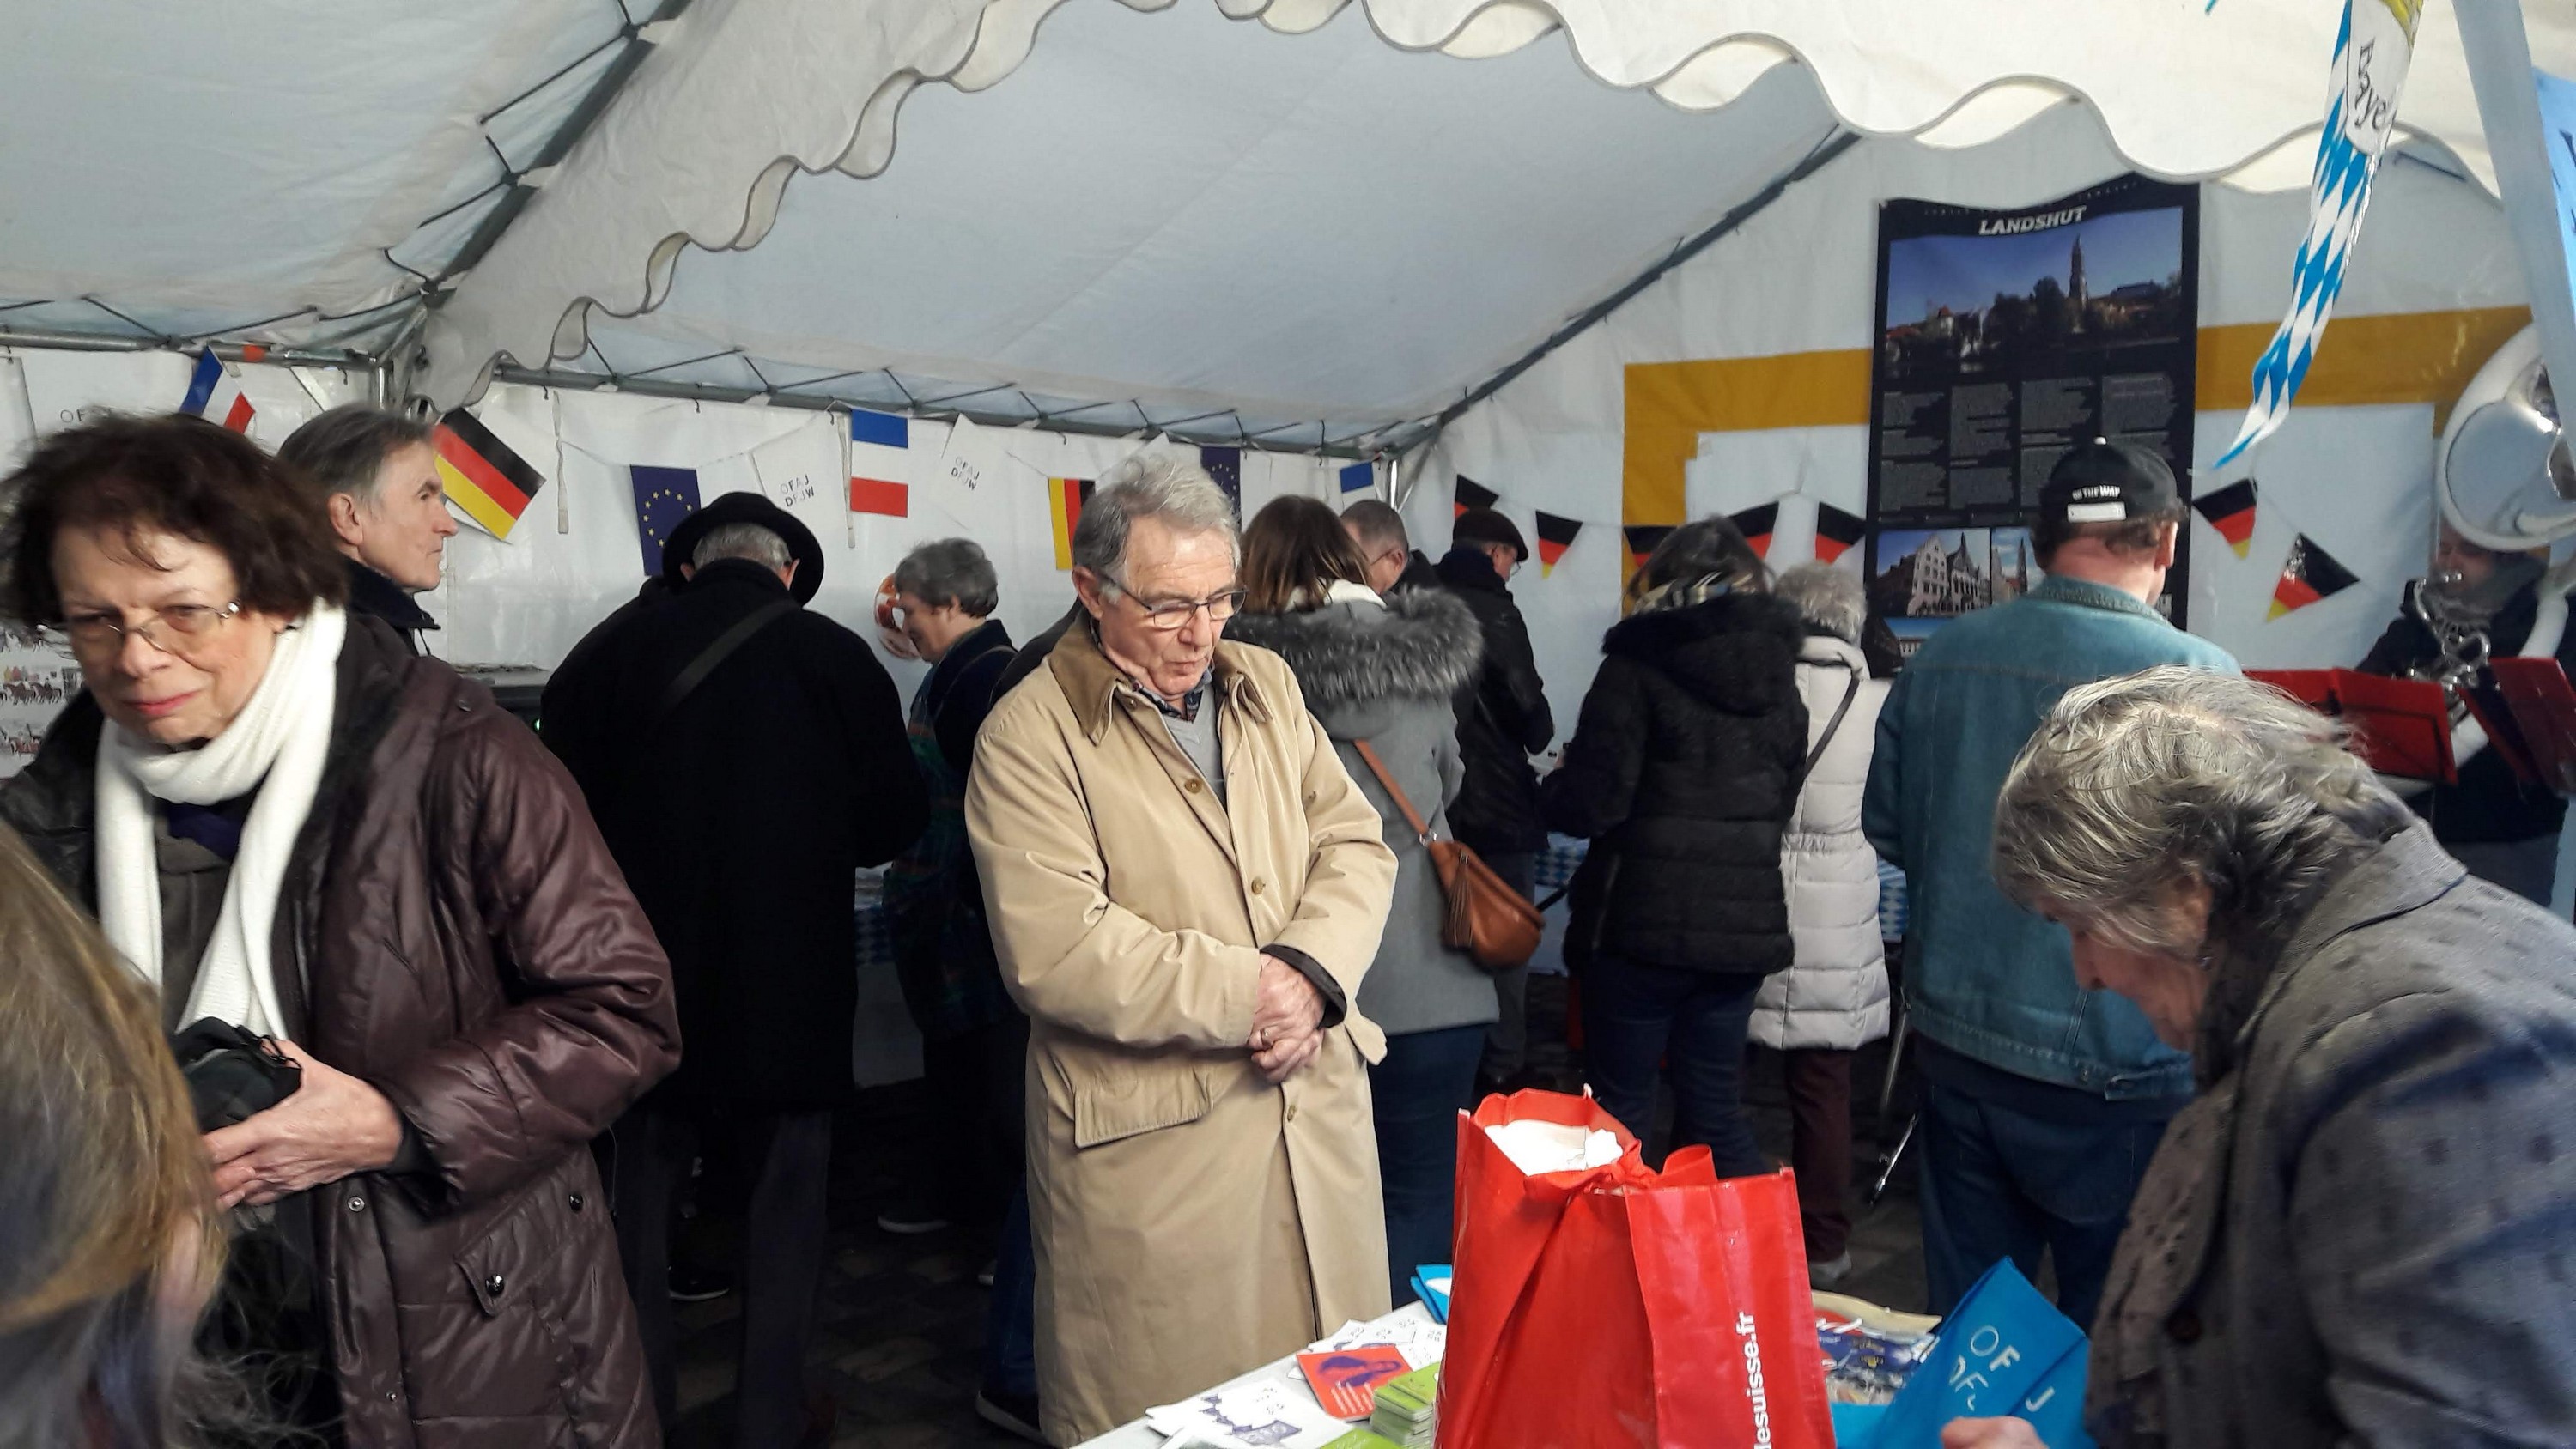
[1394,125,1860,469]
[0,329,381,373]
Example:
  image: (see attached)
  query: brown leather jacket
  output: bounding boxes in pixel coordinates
[1,616,680,1448]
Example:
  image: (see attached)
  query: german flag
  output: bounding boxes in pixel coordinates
[1455,476,1500,518]
[433,409,546,540]
[2269,534,2359,620]
[1049,477,1094,571]
[2193,479,2259,559]
[1623,524,1674,572]
[1534,512,1582,577]
[1815,503,1865,565]
[1728,502,1779,559]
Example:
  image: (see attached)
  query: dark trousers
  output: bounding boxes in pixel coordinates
[981,1185,1038,1397]
[602,1103,835,1447]
[1917,1064,2176,1331]
[1370,1023,1488,1304]
[919,1011,1030,1237]
[1781,1047,1856,1262]
[1580,955,1767,1178]
[1478,852,1539,1078]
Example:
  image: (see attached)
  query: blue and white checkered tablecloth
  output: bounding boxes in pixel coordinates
[1534,834,1589,895]
[1877,859,1908,942]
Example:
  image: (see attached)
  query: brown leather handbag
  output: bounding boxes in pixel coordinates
[1351,740,1546,973]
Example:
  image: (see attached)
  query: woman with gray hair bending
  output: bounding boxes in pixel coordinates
[1942,666,2576,1449]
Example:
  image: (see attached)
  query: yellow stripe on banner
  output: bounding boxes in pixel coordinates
[2194,306,2530,431]
[1620,308,2533,561]
[436,456,520,539]
[1048,478,1075,572]
[1622,349,1872,532]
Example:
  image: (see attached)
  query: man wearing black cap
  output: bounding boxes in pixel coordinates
[545,493,927,1449]
[1862,440,2236,1331]
[1435,505,1555,1090]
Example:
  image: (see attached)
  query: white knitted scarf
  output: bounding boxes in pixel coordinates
[94,605,345,1035]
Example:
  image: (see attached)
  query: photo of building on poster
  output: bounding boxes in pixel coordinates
[1865,173,2198,658]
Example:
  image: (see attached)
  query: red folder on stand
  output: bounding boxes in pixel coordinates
[2247,669,2456,785]
[2490,658,2576,794]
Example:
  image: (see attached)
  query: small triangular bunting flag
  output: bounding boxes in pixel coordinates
[1815,503,1865,565]
[1534,512,1582,577]
[1728,501,1780,560]
[1455,476,1500,518]
[1623,524,1674,571]
[2192,478,2258,560]
[2268,534,2359,620]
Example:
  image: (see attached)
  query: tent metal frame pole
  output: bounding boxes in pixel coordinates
[489,364,1379,460]
[0,328,382,373]
[429,0,697,295]
[1394,125,1860,465]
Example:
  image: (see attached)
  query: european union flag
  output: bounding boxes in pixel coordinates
[630,464,702,576]
[1199,446,1242,520]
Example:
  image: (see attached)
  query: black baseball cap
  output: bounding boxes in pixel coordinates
[2040,439,2182,527]
[1451,506,1528,562]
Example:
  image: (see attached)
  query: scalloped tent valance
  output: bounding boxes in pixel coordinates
[6,1,2565,451]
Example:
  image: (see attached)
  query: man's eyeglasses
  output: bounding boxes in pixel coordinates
[1100,573,1245,631]
[48,601,243,660]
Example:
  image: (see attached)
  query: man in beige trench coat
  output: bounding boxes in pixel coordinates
[967,455,1399,1444]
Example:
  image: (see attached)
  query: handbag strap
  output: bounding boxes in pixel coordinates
[1350,739,1435,845]
[653,597,797,731]
[1804,660,1864,777]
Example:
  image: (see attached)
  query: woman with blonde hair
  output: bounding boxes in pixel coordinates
[0,821,230,1447]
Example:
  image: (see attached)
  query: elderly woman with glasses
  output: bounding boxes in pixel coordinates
[0,414,679,1447]
[1941,667,2576,1449]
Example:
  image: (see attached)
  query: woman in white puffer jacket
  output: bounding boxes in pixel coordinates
[1752,563,1892,1288]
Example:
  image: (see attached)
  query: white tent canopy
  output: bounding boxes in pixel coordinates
[9,1,2569,451]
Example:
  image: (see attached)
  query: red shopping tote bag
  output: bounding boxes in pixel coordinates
[1437,1089,1832,1449]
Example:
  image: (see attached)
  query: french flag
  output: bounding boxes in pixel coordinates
[180,349,257,433]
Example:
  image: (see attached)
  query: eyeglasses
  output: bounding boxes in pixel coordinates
[48,601,243,660]
[1100,573,1245,630]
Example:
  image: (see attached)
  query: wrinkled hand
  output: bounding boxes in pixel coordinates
[1940,1417,2050,1449]
[1249,955,1326,1082]
[204,1041,404,1210]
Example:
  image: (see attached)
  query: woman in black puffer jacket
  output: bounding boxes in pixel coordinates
[1543,517,1807,1174]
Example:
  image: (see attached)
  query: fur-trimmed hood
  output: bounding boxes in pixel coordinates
[1601,590,1804,716]
[1225,588,1482,740]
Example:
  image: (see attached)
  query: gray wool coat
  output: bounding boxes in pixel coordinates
[2087,822,2576,1448]
[1224,587,1492,1037]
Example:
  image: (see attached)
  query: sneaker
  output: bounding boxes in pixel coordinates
[669,1265,731,1303]
[976,1258,998,1288]
[876,1201,951,1235]
[1807,1252,1853,1290]
[975,1385,1046,1444]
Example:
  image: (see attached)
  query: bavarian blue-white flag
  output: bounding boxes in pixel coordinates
[2215,0,2422,467]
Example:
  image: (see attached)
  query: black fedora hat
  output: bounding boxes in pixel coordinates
[662,491,825,603]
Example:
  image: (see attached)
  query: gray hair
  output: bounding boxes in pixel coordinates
[894,537,999,616]
[1340,499,1408,555]
[276,403,434,508]
[1775,563,1866,643]
[1992,667,2409,954]
[1071,453,1238,579]
[693,522,790,572]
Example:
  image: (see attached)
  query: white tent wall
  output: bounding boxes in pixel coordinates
[424,384,1355,689]
[1411,100,2567,905]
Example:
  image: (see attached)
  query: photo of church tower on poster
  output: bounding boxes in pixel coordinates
[1865,173,2199,657]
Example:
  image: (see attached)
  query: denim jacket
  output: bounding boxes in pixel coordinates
[1862,575,2237,1099]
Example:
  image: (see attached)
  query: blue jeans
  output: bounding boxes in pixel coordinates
[981,1185,1037,1397]
[1916,1041,2178,1331]
[1579,955,1767,1178]
[1370,1024,1487,1304]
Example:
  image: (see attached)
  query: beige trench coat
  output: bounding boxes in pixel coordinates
[967,623,1399,1443]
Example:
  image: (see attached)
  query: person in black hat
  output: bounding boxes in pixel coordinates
[544,491,927,1449]
[1432,504,1556,1091]
[1862,439,2238,1331]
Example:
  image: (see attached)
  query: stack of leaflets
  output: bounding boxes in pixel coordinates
[1407,1265,1450,1322]
[1365,1364,1437,1447]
